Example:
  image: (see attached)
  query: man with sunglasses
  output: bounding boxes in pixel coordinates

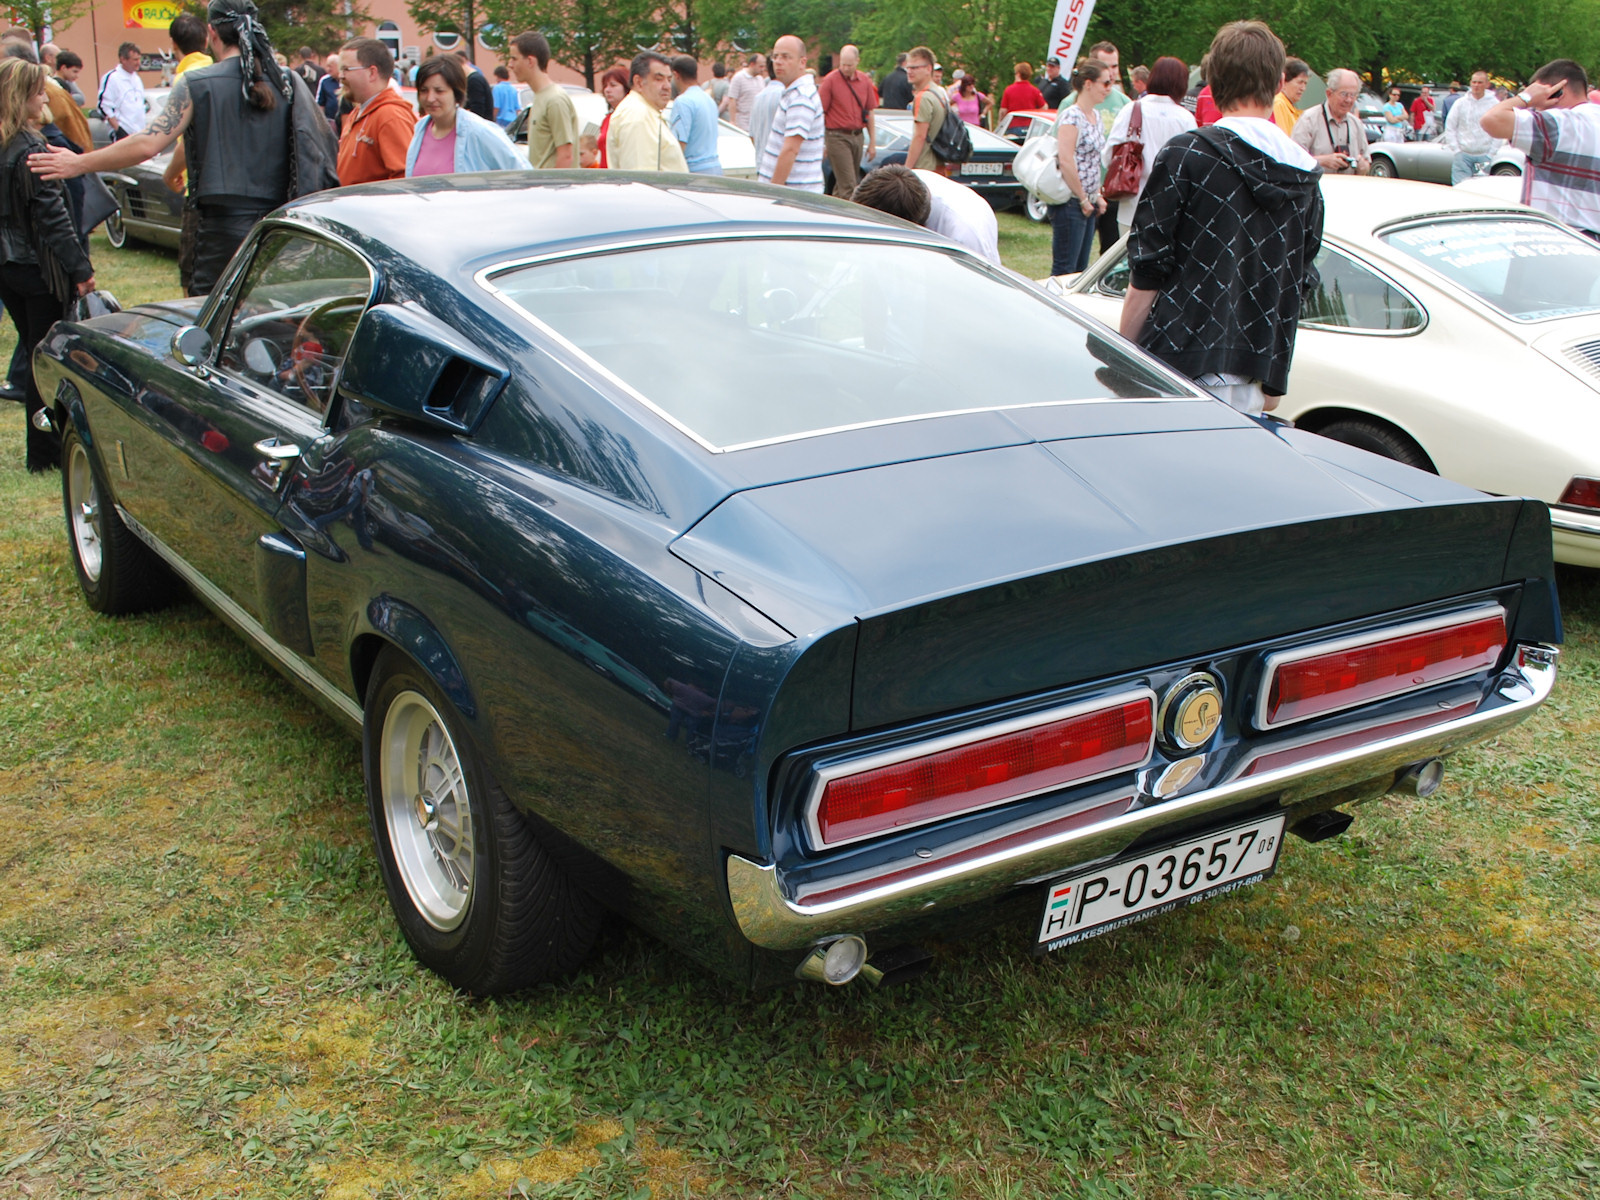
[1481,60,1600,240]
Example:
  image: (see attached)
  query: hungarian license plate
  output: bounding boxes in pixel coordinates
[1036,814,1286,952]
[963,162,1004,176]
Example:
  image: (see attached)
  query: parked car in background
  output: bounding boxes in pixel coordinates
[1054,173,1600,566]
[93,89,183,250]
[997,107,1057,144]
[38,174,1558,996]
[835,109,1025,210]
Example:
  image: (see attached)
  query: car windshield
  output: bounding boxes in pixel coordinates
[1381,218,1600,321]
[489,237,1186,451]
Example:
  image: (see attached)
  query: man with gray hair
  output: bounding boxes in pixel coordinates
[1290,68,1370,174]
[818,43,877,196]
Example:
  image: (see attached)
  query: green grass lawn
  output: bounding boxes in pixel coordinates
[1,221,1598,1199]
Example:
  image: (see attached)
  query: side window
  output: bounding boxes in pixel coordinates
[217,230,373,413]
[1301,246,1424,332]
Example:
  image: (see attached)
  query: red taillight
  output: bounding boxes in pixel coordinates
[1260,609,1506,729]
[1559,477,1600,510]
[811,694,1154,847]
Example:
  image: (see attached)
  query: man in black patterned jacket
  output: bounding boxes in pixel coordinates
[1118,20,1322,416]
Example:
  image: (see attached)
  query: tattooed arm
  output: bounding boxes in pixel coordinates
[31,75,193,181]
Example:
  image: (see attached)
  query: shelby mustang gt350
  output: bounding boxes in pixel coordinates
[36,172,1560,992]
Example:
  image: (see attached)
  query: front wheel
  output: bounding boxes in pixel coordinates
[1489,163,1521,177]
[1025,193,1050,223]
[1315,417,1435,472]
[62,426,178,614]
[364,649,601,994]
[104,206,126,249]
[1368,156,1398,179]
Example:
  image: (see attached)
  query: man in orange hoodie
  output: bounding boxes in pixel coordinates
[336,37,415,185]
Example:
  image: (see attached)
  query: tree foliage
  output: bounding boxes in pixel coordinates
[17,0,95,47]
[257,0,372,56]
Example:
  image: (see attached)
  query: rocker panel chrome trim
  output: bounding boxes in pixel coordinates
[116,505,364,728]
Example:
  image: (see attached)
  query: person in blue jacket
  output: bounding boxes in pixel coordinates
[405,55,530,176]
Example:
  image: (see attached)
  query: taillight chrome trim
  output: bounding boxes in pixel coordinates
[1254,604,1507,732]
[802,687,1157,851]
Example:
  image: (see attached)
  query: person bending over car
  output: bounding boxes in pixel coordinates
[1119,20,1323,417]
[850,164,1000,265]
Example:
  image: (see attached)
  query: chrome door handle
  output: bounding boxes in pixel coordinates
[253,438,302,460]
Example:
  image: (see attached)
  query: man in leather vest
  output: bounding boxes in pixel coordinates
[30,0,301,294]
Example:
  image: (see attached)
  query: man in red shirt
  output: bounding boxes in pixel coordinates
[999,61,1045,126]
[817,43,877,196]
[1411,84,1436,135]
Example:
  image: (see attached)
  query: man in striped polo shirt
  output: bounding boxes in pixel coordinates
[759,35,825,192]
[1481,59,1600,240]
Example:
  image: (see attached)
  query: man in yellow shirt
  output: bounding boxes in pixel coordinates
[606,50,687,172]
[1274,57,1309,135]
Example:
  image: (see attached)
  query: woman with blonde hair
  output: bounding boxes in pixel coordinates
[0,56,93,470]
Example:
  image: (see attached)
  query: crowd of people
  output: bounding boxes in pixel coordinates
[4,7,1600,478]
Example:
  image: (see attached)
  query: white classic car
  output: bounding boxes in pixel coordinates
[1053,174,1600,566]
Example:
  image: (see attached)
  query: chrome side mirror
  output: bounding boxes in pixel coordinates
[171,324,213,367]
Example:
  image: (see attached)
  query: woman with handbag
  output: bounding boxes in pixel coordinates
[0,57,94,471]
[1051,60,1112,276]
[1104,57,1194,235]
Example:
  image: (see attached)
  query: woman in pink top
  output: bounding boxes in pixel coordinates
[405,54,527,176]
[949,75,991,127]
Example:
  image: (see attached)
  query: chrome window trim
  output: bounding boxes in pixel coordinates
[475,231,1196,453]
[202,217,383,428]
[1254,602,1507,731]
[1374,212,1600,325]
[801,687,1157,851]
[1298,241,1430,337]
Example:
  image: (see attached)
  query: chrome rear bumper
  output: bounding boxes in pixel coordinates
[727,647,1557,951]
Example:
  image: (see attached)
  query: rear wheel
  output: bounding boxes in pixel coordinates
[62,426,178,614]
[1489,163,1521,177]
[1315,417,1435,472]
[1368,156,1398,179]
[1025,193,1050,223]
[104,207,126,249]
[363,648,601,994]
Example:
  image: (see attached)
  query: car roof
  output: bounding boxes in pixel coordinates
[279,171,943,280]
[1320,173,1540,237]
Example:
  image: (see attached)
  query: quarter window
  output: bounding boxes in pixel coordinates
[217,230,372,414]
[1301,246,1423,331]
[1093,246,1424,333]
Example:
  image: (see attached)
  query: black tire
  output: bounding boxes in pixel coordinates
[61,425,178,614]
[1368,156,1398,179]
[104,207,126,249]
[363,648,601,994]
[1315,417,1435,472]
[1489,164,1521,177]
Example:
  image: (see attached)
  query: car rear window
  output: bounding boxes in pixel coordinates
[1381,218,1600,321]
[487,237,1186,451]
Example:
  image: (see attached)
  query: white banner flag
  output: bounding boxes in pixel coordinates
[1046,0,1098,72]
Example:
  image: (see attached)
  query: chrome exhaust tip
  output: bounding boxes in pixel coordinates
[795,935,869,986]
[1393,758,1445,798]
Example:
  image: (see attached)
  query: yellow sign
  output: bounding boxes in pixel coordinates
[124,0,180,29]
